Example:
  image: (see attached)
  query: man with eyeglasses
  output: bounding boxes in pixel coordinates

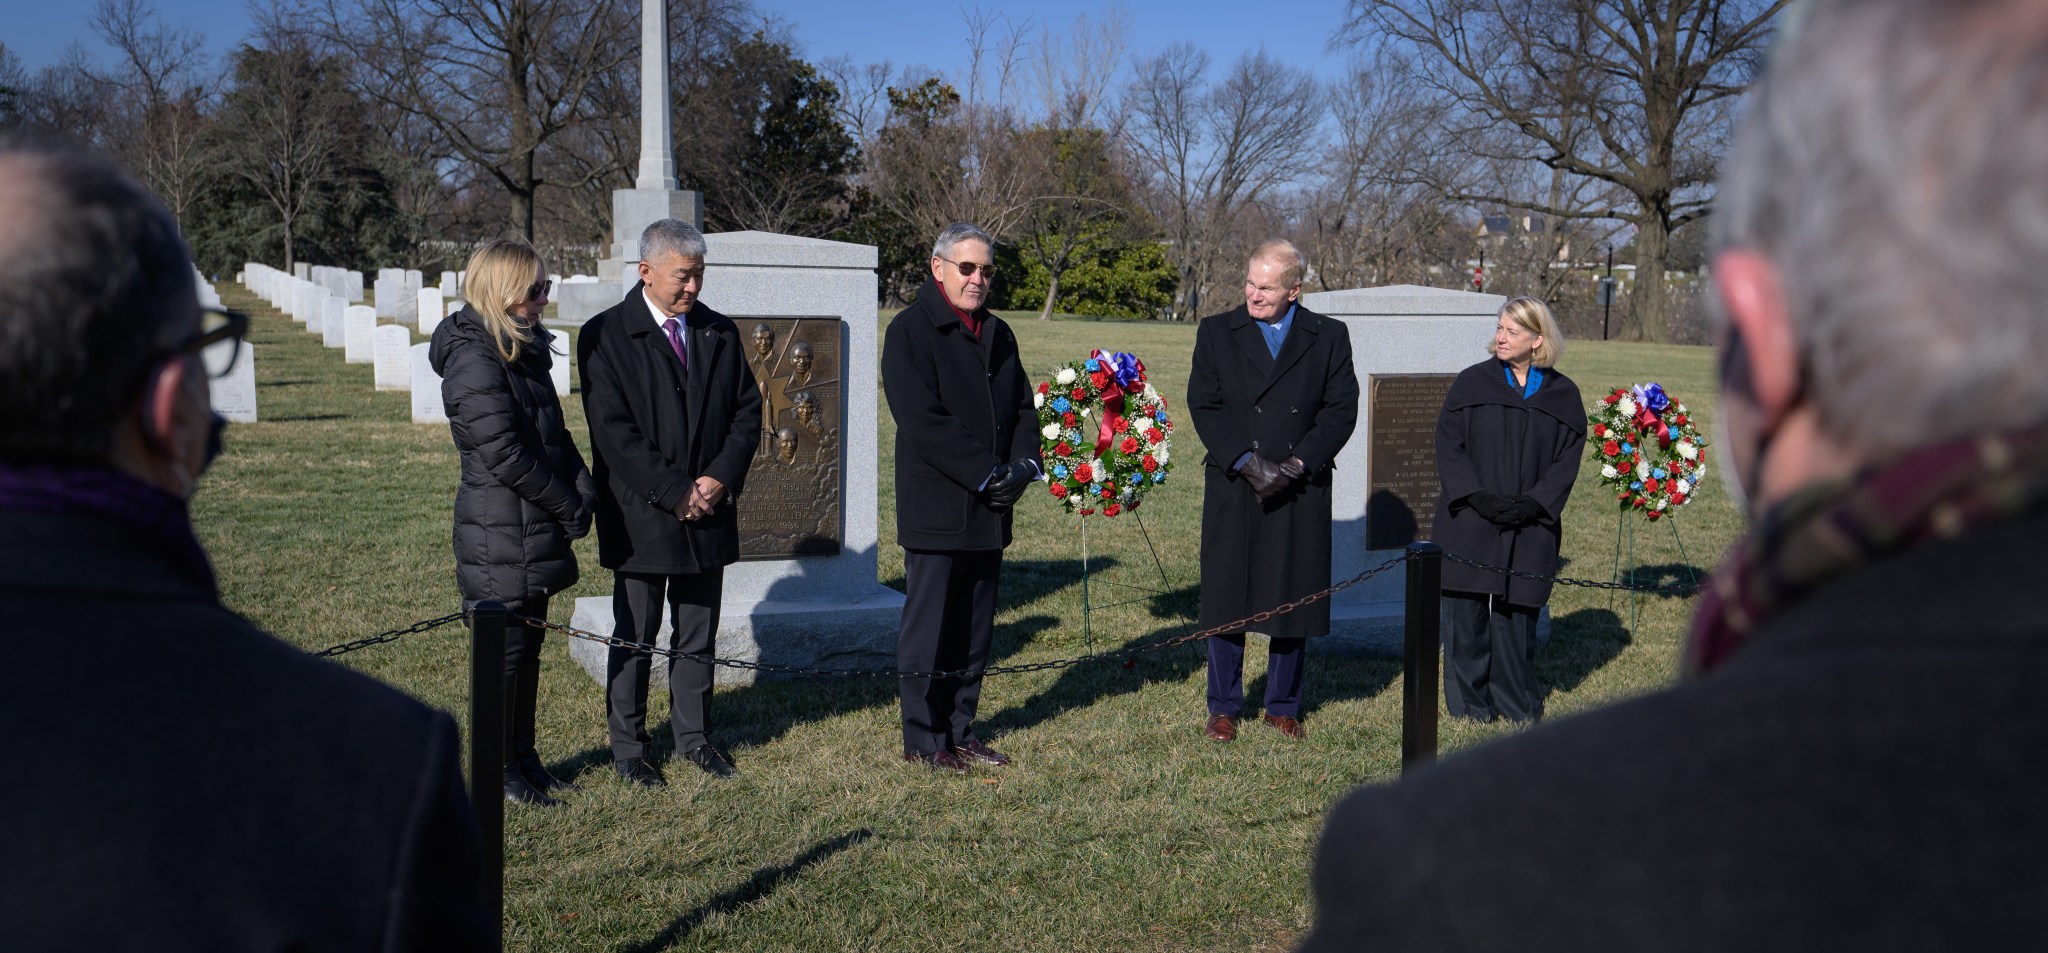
[1186,239,1358,743]
[0,138,491,947]
[881,222,1041,772]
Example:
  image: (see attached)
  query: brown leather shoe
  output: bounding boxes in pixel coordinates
[1262,714,1307,740]
[952,739,1010,767]
[1204,714,1238,742]
[903,749,970,774]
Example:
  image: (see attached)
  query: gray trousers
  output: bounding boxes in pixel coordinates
[607,568,723,758]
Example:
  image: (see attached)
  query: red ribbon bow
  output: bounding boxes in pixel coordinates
[1633,405,1674,449]
[1090,349,1129,458]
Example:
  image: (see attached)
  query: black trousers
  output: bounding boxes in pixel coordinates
[493,595,548,772]
[607,568,723,758]
[897,549,1000,756]
[1442,592,1544,723]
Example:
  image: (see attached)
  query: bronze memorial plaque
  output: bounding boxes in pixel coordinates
[1367,373,1457,550]
[737,317,843,559]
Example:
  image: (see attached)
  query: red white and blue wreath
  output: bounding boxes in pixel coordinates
[1589,382,1709,521]
[1034,350,1174,517]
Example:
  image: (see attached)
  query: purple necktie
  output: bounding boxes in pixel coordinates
[663,317,687,369]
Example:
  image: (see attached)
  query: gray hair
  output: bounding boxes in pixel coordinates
[1715,0,2048,459]
[931,223,994,259]
[1250,239,1307,289]
[641,218,707,262]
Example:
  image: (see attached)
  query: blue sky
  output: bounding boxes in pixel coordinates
[7,1,1361,88]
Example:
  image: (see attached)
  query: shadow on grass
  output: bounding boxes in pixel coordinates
[1540,607,1633,696]
[264,413,352,422]
[621,828,874,952]
[1615,561,1710,597]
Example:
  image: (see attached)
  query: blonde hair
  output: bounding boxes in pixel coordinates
[461,239,545,363]
[1499,296,1565,368]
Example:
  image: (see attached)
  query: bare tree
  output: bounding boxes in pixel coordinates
[1123,45,1323,320]
[1301,60,1468,291]
[295,0,637,240]
[1342,0,1786,340]
[82,0,215,230]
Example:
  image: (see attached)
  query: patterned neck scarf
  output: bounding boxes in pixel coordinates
[0,463,217,598]
[1686,423,2048,675]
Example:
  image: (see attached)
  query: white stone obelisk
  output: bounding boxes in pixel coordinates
[596,0,704,287]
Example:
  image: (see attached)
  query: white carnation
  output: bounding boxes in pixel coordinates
[1676,441,1698,460]
[1080,406,1091,417]
[1055,367,1077,385]
[1136,416,1155,433]
[1033,391,1044,409]
[1041,423,1060,440]
[1618,397,1638,417]
[1156,445,1171,465]
[1676,479,1691,495]
[1601,465,1618,479]
[1636,460,1651,481]
[1652,499,1666,511]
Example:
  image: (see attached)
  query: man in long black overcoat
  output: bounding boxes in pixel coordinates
[881,223,1041,772]
[579,218,762,783]
[1186,240,1358,742]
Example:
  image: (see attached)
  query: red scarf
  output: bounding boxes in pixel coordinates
[944,292,984,338]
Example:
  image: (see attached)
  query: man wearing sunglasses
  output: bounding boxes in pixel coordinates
[881,222,1041,772]
[0,137,491,950]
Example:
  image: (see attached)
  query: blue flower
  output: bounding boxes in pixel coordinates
[1088,483,1103,494]
[1621,442,1634,454]
[1652,468,1667,480]
[1630,481,1643,490]
[1084,358,1101,371]
[1051,397,1071,413]
[1152,472,1166,483]
[1053,466,1068,479]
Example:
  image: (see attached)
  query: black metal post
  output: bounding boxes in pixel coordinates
[1602,244,1614,341]
[467,601,506,940]
[1401,542,1443,774]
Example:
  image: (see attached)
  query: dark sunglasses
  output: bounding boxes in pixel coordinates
[175,307,250,379]
[938,257,997,279]
[527,278,555,301]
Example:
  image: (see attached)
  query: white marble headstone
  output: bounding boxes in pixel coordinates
[208,341,258,423]
[373,325,412,390]
[410,343,446,423]
[440,270,458,295]
[344,306,377,363]
[547,339,570,397]
[321,297,346,348]
[304,291,329,334]
[417,287,446,337]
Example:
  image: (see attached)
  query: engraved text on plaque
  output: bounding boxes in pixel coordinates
[1367,373,1456,550]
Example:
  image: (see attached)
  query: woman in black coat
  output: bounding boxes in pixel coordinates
[429,239,596,806]
[1431,297,1585,724]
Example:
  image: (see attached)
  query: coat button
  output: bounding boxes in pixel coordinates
[1254,406,1263,414]
[1291,407,1299,414]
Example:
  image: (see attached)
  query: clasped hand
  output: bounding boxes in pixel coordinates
[983,458,1037,512]
[1467,491,1544,528]
[1239,454,1308,501]
[673,475,726,522]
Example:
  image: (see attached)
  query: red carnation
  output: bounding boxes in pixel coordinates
[1070,387,1087,402]
[1080,507,1095,516]
[1644,478,1661,493]
[1675,414,1688,426]
[1101,484,1115,498]
[1604,393,1620,405]
[1120,436,1140,454]
[1593,423,1607,436]
[1671,492,1687,505]
[1104,503,1122,517]
[1634,497,1648,508]
[1049,483,1068,498]
[1063,412,1077,427]
[1054,442,1073,457]
[1602,440,1620,457]
[1647,510,1662,521]
[1142,455,1158,472]
[1073,464,1093,483]
[1090,371,1110,389]
[1038,381,1050,395]
[1112,416,1130,433]
[1617,491,1631,501]
[1145,428,1163,444]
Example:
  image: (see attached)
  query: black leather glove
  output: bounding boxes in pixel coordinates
[1278,456,1308,484]
[1507,494,1547,527]
[1238,454,1288,501]
[985,461,1031,512]
[564,495,595,540]
[1466,491,1516,526]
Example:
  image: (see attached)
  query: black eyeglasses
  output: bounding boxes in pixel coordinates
[527,278,555,301]
[938,257,997,280]
[176,307,250,379]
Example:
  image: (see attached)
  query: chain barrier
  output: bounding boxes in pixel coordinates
[1442,553,1705,596]
[514,554,1414,681]
[310,611,467,658]
[304,550,1703,666]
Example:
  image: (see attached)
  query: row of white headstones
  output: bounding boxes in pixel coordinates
[217,264,583,425]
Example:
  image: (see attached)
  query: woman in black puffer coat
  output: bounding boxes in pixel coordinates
[429,238,596,807]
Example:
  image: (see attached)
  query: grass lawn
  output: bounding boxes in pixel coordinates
[197,289,1743,952]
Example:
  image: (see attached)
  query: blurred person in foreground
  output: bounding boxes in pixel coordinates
[1431,297,1583,726]
[430,238,597,807]
[0,137,490,949]
[1302,2,2048,949]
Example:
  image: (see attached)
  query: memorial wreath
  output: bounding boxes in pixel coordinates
[1589,382,1709,521]
[1034,350,1174,517]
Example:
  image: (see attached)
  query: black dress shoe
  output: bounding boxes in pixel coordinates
[613,756,667,788]
[503,772,561,807]
[517,751,580,794]
[682,744,738,779]
[903,749,970,774]
[952,739,1010,767]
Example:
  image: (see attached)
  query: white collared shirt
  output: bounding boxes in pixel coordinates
[643,290,687,366]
